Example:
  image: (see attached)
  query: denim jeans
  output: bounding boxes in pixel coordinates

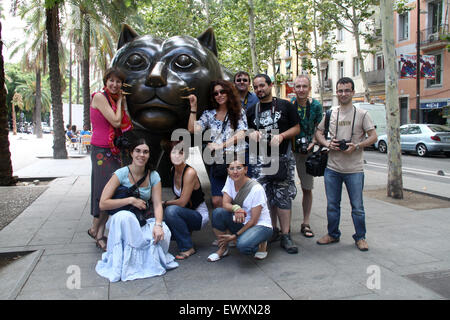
[324,168,366,241]
[164,205,202,251]
[212,208,273,255]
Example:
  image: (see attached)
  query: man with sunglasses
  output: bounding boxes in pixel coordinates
[315,77,377,252]
[247,74,300,254]
[234,71,259,110]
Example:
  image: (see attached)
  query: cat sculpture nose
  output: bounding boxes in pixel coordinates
[146,61,167,87]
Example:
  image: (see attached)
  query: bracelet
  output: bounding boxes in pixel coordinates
[232,204,241,213]
[190,110,197,114]
[155,222,163,227]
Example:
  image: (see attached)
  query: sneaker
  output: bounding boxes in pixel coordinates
[269,227,281,243]
[355,239,369,251]
[280,234,298,254]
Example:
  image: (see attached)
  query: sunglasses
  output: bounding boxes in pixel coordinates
[213,89,227,96]
[235,78,249,83]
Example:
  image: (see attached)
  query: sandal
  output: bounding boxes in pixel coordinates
[96,237,107,252]
[176,250,196,260]
[300,224,314,238]
[87,229,96,240]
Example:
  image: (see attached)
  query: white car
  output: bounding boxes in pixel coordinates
[375,124,450,157]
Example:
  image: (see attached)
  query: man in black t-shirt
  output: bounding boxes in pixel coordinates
[247,74,300,254]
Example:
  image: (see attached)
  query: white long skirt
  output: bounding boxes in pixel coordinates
[96,211,178,282]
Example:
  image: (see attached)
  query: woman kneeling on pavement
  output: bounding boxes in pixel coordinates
[163,141,209,260]
[95,138,178,282]
[208,153,273,262]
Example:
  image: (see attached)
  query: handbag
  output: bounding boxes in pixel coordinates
[108,167,149,227]
[305,109,331,177]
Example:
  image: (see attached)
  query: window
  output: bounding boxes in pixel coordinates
[337,28,344,41]
[408,126,422,135]
[427,53,442,87]
[428,1,443,33]
[375,53,384,70]
[398,12,409,40]
[286,40,291,57]
[353,57,360,76]
[338,61,344,79]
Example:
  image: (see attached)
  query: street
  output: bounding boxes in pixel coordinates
[364,149,450,184]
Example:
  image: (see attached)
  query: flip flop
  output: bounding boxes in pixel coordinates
[96,237,107,252]
[175,250,196,260]
[87,229,96,239]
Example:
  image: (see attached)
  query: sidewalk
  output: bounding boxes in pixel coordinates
[0,149,449,300]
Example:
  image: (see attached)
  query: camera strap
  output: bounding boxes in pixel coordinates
[294,98,310,121]
[335,106,356,141]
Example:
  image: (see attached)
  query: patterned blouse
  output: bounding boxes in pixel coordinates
[196,108,248,153]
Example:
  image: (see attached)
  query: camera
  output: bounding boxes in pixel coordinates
[338,139,349,151]
[296,137,309,154]
[114,135,130,150]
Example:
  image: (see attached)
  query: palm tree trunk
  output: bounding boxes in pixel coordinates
[46,3,67,159]
[0,21,15,185]
[82,13,91,129]
[34,67,43,138]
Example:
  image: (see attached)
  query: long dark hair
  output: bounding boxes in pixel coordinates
[208,79,242,130]
[128,138,155,172]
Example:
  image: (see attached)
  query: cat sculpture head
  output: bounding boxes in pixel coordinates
[112,24,231,135]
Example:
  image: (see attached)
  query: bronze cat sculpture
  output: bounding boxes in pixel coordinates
[112,24,231,184]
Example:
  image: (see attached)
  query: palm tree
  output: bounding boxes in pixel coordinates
[46,0,67,159]
[0,20,15,185]
[10,0,48,138]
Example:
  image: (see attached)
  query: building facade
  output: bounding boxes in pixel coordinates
[267,0,449,125]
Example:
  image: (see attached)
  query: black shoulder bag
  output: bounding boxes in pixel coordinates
[107,167,149,227]
[305,109,331,177]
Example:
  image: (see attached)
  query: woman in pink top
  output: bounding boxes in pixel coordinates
[87,67,132,251]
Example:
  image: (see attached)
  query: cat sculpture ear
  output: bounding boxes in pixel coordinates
[197,27,218,57]
[118,24,139,50]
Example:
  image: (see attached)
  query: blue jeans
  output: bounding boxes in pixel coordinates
[164,205,202,252]
[324,168,366,241]
[212,208,273,255]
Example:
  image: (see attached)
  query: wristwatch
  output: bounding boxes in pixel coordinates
[355,143,360,151]
[155,222,163,227]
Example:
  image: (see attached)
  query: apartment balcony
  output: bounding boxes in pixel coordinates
[420,24,449,51]
[315,79,333,94]
[366,69,385,85]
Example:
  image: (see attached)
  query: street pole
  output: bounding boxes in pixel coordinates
[416,0,421,124]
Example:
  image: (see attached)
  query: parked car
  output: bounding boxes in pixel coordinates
[375,124,450,157]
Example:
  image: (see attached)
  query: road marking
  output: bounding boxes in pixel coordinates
[365,161,450,180]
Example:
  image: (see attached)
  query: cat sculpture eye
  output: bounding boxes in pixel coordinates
[126,53,147,70]
[174,54,194,69]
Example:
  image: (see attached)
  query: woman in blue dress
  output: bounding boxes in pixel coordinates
[95,138,178,282]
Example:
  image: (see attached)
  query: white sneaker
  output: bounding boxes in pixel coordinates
[207,249,229,262]
[254,251,268,260]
